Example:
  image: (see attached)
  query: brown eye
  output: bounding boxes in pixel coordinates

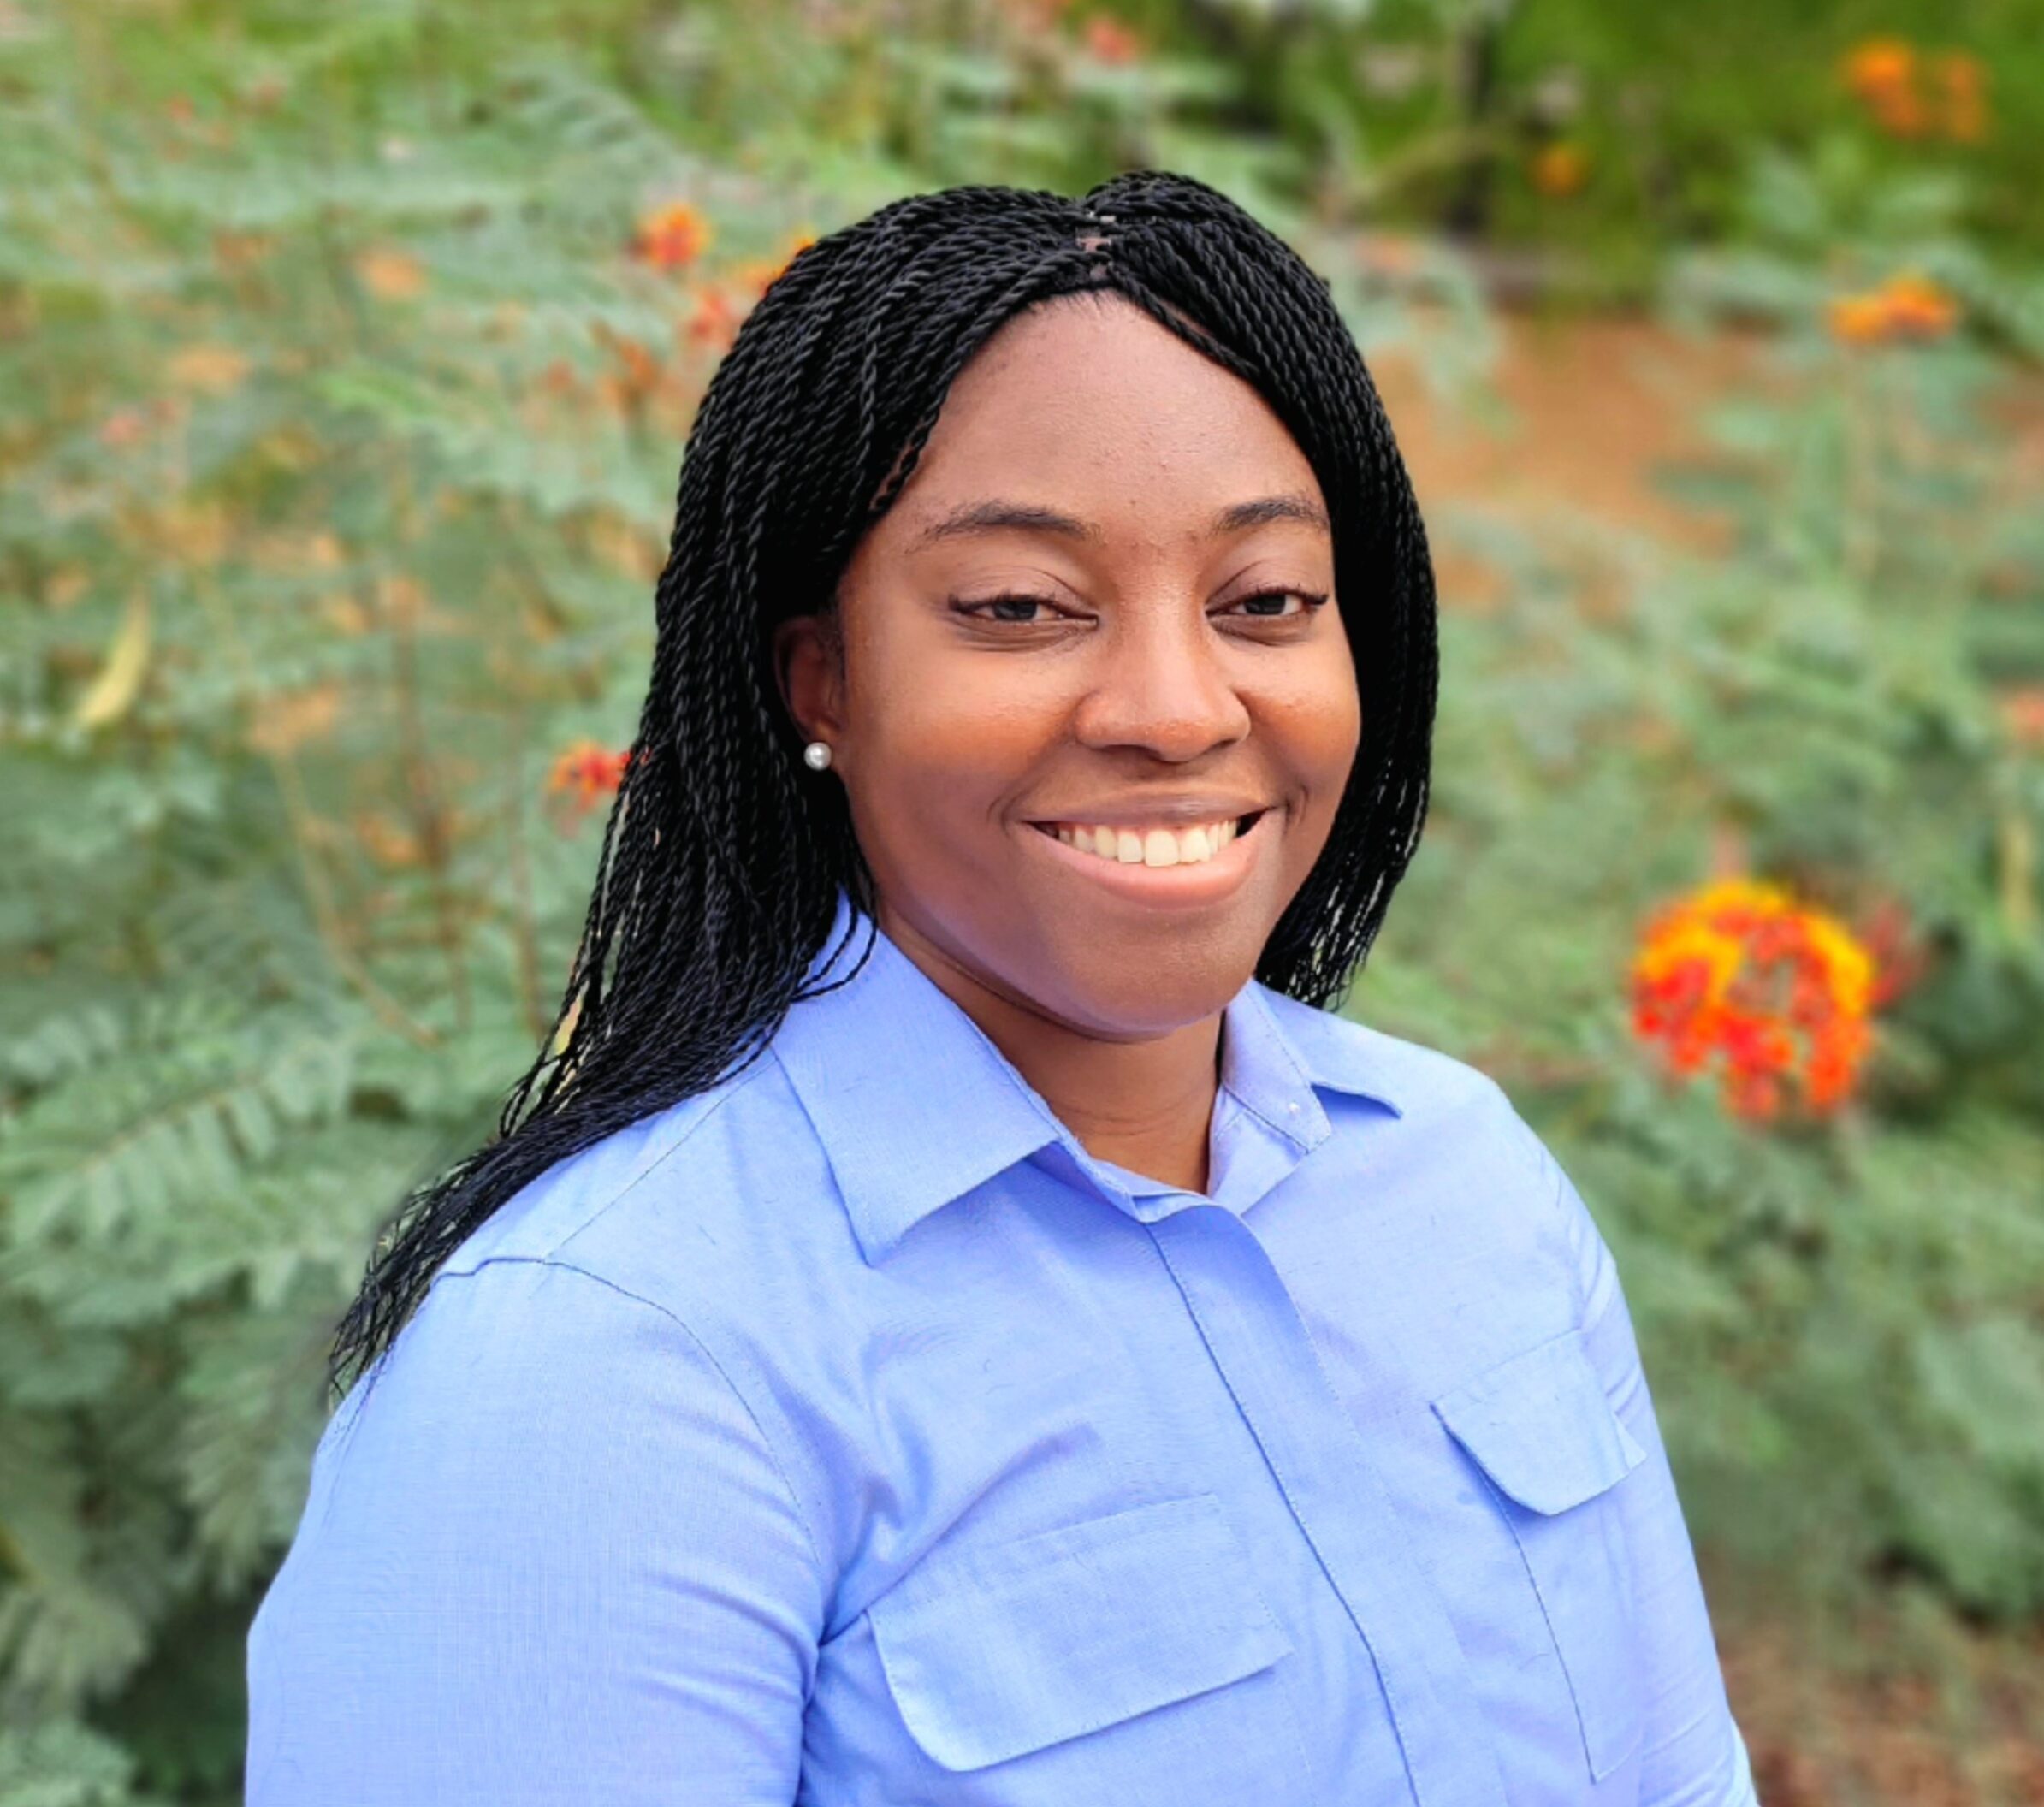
[951,594,1066,625]
[1223,589,1327,619]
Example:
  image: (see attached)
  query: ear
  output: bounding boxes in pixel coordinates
[773,610,848,759]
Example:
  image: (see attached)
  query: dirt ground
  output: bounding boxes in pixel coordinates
[1372,310,1763,553]
[1719,1608,2044,1807]
[1369,311,2044,1807]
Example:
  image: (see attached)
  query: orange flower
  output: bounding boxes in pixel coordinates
[1630,877,1881,1122]
[1827,293,1893,345]
[546,740,632,816]
[1998,684,2044,749]
[1872,82,1929,137]
[1840,37,1988,141]
[1935,50,1988,141]
[98,407,151,448]
[685,286,741,352]
[1881,271,1958,335]
[1082,14,1143,62]
[1842,37,1927,136]
[1827,271,1958,346]
[633,201,714,271]
[356,246,427,301]
[732,233,817,301]
[591,322,663,417]
[1842,38,1914,103]
[1530,143,1589,198]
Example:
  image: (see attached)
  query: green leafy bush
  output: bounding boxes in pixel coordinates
[2,0,2040,1799]
[1383,149,2044,1619]
[0,2,1436,1796]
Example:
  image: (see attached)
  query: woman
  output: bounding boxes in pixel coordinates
[246,172,1759,1806]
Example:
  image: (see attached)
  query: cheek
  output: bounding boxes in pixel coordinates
[864,688,1051,805]
[1260,648,1363,807]
[839,640,1063,879]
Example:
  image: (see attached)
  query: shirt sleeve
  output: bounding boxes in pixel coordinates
[1537,1142,1763,1807]
[246,1255,826,1806]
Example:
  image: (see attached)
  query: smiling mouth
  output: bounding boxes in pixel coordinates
[1028,810,1266,869]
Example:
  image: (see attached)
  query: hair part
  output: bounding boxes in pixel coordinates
[327,170,1438,1397]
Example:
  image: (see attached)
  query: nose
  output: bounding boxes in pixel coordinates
[1069,605,1253,762]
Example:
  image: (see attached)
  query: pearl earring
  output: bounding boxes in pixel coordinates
[803,740,833,771]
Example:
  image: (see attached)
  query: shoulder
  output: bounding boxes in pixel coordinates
[1259,986,1611,1301]
[389,1048,859,1490]
[269,1252,828,1722]
[431,1048,838,1299]
[316,1060,848,1573]
[360,1251,717,1413]
[309,1255,762,1547]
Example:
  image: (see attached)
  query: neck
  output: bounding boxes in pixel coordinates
[876,904,1223,1196]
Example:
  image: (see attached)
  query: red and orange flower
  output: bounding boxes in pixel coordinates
[547,740,633,820]
[1629,878,1881,1123]
[1827,270,1958,346]
[1081,14,1143,62]
[684,286,742,353]
[632,201,713,272]
[1840,38,1989,142]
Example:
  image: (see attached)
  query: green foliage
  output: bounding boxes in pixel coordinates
[1366,146,2044,1626]
[0,1720,165,1807]
[1,0,2040,1799]
[1136,0,2044,283]
[0,0,1451,1796]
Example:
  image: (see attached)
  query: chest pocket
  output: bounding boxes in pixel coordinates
[1432,1329,1650,1783]
[865,1491,1306,1800]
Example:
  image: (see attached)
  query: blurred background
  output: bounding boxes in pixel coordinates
[3,0,2042,1800]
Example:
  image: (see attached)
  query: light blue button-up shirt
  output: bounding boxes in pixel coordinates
[246,896,1759,1806]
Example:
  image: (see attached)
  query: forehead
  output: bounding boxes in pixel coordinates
[883,296,1324,548]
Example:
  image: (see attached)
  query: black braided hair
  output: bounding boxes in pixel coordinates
[326,169,1439,1396]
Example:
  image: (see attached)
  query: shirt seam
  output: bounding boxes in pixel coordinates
[455,1054,778,1278]
[1490,1079,1610,1337]
[1549,1158,1625,1339]
[438,1252,828,1582]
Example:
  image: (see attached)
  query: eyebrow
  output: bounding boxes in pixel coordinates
[906,491,1331,551]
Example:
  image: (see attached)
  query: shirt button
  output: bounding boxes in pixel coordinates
[1287,1101,1300,1115]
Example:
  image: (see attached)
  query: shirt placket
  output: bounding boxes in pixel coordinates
[1136,1135,1512,1807]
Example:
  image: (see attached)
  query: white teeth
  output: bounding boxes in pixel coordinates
[1047,817,1247,868]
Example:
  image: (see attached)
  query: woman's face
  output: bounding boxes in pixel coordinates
[779,294,1360,1040]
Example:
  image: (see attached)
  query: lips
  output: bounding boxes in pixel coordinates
[1018,804,1273,909]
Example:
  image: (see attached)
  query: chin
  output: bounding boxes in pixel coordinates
[1022,927,1266,1040]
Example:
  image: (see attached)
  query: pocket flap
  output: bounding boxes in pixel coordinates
[867,1492,1292,1772]
[1432,1330,1648,1514]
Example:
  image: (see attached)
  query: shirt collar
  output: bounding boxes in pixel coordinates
[1247,975,1413,1121]
[771,892,1406,1265]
